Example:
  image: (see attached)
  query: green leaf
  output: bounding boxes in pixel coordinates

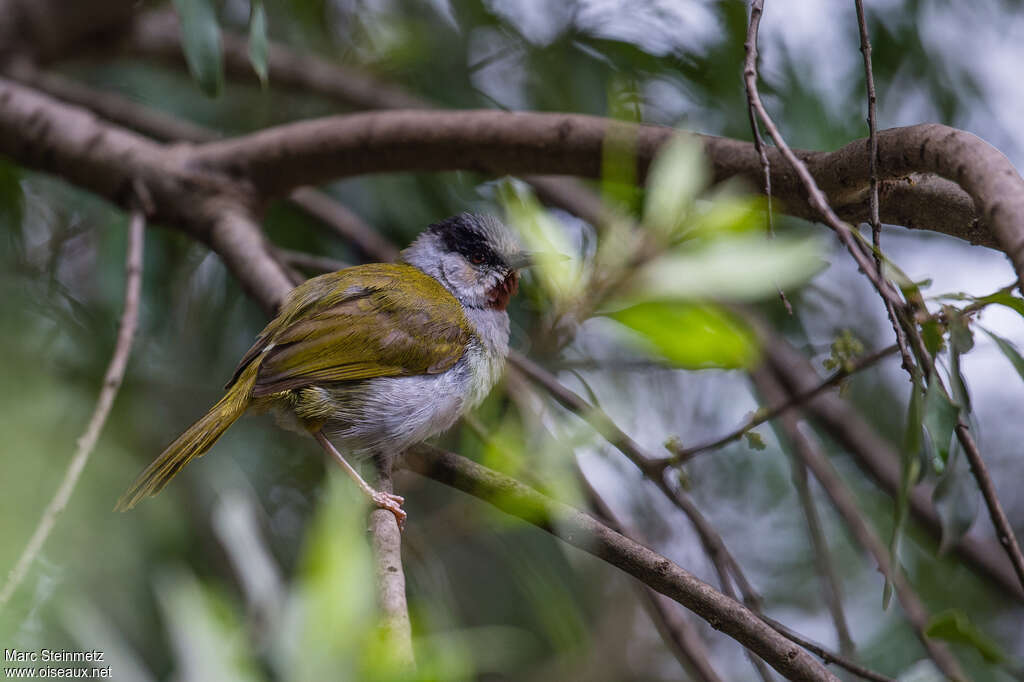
[946,308,973,415]
[922,377,958,471]
[981,327,1024,383]
[921,318,945,356]
[248,0,269,88]
[744,431,766,451]
[932,439,979,555]
[687,192,768,239]
[886,376,924,609]
[925,609,1008,663]
[173,0,224,96]
[974,290,1024,318]
[0,160,23,232]
[602,76,643,215]
[643,133,708,238]
[615,234,825,304]
[609,302,758,369]
[501,186,583,303]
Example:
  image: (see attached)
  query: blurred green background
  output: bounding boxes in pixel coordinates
[2,1,1024,680]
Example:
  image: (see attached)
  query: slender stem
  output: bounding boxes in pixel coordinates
[742,1,903,309]
[662,344,897,467]
[788,457,856,659]
[403,445,841,682]
[761,617,895,682]
[0,209,145,609]
[575,461,725,682]
[955,423,1024,591]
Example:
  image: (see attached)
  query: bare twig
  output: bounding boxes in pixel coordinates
[854,0,881,256]
[575,462,725,682]
[788,457,856,659]
[761,617,895,682]
[0,208,145,609]
[662,344,897,467]
[752,368,965,681]
[853,0,916,375]
[741,1,791,315]
[742,1,901,310]
[956,422,1024,591]
[402,444,840,682]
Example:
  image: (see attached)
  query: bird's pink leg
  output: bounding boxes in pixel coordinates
[313,430,406,528]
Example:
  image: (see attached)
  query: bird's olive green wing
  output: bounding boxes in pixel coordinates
[231,263,473,397]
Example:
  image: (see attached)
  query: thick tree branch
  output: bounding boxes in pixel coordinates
[184,110,1024,273]
[402,444,839,682]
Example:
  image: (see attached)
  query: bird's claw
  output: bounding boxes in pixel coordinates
[371,490,407,530]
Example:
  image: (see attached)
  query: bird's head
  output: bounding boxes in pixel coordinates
[402,213,528,311]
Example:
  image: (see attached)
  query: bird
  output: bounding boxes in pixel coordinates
[115,213,530,525]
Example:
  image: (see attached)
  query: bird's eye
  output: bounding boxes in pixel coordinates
[470,253,485,265]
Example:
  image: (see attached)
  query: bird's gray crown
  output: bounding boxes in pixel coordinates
[425,212,520,268]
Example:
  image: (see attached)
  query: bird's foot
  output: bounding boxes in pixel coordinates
[371,490,407,530]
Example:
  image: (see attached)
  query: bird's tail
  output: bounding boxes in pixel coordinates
[115,361,260,511]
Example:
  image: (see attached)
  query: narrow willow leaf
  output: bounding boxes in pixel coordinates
[609,302,758,369]
[616,234,824,305]
[643,134,708,238]
[248,0,269,87]
[686,193,767,240]
[981,327,1024,383]
[602,76,643,215]
[0,160,23,231]
[920,318,944,356]
[744,431,767,451]
[173,0,224,96]
[975,290,1024,318]
[932,439,979,555]
[947,308,973,415]
[926,609,1008,663]
[922,376,958,471]
[502,187,583,304]
[885,376,923,610]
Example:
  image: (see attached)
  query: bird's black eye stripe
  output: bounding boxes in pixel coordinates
[429,214,503,267]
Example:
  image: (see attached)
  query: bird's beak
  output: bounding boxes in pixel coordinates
[506,251,568,270]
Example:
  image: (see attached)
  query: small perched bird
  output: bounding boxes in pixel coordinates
[116,213,529,524]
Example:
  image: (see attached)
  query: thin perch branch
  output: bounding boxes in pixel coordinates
[788,455,856,659]
[575,461,724,682]
[402,444,840,682]
[661,343,898,467]
[0,208,145,609]
[368,457,415,668]
[955,422,1024,591]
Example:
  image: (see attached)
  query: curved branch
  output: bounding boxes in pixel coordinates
[403,444,839,682]
[188,110,1024,269]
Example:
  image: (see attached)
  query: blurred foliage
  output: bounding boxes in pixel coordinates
[2,1,1024,681]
